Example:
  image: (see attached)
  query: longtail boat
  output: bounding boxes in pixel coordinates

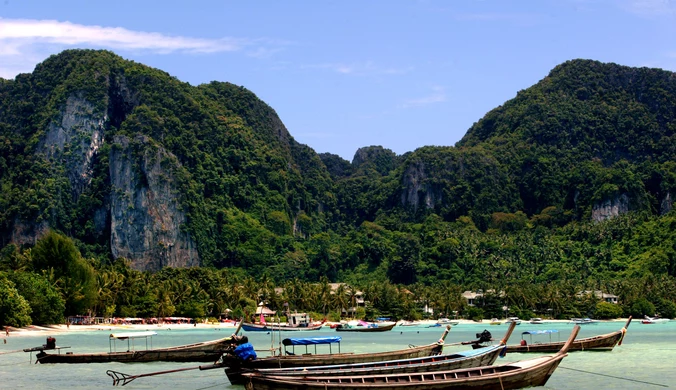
[237,321,517,380]
[239,325,581,389]
[241,322,325,332]
[223,326,451,385]
[242,313,325,332]
[499,316,631,353]
[335,323,396,332]
[31,332,236,364]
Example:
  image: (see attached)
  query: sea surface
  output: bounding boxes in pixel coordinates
[1,320,674,389]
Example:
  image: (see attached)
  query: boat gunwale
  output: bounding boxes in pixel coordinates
[240,325,579,388]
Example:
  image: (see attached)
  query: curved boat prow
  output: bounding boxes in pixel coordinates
[618,315,632,345]
[500,320,518,345]
[439,325,452,344]
[558,325,581,355]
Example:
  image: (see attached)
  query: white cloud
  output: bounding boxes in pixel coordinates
[0,18,279,79]
[301,61,412,76]
[401,86,447,108]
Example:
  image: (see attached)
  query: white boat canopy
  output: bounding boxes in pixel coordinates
[109,331,157,340]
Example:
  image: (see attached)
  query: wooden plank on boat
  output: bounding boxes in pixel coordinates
[239,326,581,389]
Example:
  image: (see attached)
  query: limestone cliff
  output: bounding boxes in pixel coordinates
[400,161,441,212]
[109,135,199,271]
[352,146,399,176]
[38,94,106,201]
[661,192,673,215]
[592,193,630,222]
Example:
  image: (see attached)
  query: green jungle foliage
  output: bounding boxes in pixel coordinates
[1,51,676,325]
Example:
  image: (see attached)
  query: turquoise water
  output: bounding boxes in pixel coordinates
[1,321,674,389]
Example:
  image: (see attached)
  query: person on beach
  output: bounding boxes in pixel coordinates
[5,327,9,337]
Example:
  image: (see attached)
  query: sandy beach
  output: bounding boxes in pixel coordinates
[3,317,632,339]
[3,322,240,339]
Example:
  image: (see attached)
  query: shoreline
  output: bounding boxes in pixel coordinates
[3,317,633,338]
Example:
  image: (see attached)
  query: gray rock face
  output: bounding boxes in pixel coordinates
[401,161,441,211]
[592,193,630,222]
[15,91,198,271]
[109,135,199,271]
[10,220,49,246]
[661,192,673,215]
[39,95,106,200]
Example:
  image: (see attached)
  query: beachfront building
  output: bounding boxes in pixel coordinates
[462,291,483,307]
[577,290,619,304]
[255,303,277,321]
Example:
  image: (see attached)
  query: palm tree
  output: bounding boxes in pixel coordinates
[156,281,176,318]
[241,276,259,305]
[346,284,359,318]
[332,284,348,317]
[432,281,464,319]
[318,277,332,316]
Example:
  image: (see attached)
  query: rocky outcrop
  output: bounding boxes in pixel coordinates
[319,153,353,179]
[10,220,49,247]
[592,193,630,222]
[109,135,199,271]
[38,94,106,200]
[352,146,399,176]
[400,161,441,212]
[661,192,673,215]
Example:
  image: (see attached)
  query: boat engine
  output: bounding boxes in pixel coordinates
[45,337,56,349]
[475,330,492,343]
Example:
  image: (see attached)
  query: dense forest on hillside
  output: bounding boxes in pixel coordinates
[1,51,676,327]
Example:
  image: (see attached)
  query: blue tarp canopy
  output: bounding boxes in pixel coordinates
[376,317,391,321]
[521,330,559,335]
[282,337,342,346]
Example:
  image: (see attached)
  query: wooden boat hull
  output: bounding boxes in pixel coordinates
[243,345,504,379]
[34,337,232,364]
[504,331,621,353]
[241,322,324,332]
[642,319,669,324]
[241,354,566,390]
[224,342,443,385]
[335,323,396,332]
[500,317,631,353]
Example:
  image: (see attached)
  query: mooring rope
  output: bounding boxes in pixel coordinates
[0,349,23,355]
[0,360,32,366]
[560,366,669,388]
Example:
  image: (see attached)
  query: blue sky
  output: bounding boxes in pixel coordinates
[1,0,675,160]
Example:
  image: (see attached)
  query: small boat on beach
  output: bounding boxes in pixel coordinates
[29,332,235,364]
[335,322,396,332]
[398,321,422,327]
[506,317,522,325]
[241,322,324,332]
[569,317,598,325]
[641,316,669,324]
[436,318,460,326]
[222,326,451,384]
[489,318,502,325]
[241,313,325,332]
[529,317,545,324]
[239,325,581,390]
